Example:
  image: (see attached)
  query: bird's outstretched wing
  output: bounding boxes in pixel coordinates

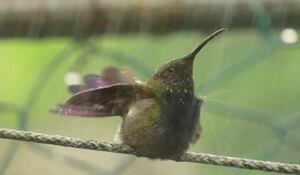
[51,84,154,117]
[51,66,152,117]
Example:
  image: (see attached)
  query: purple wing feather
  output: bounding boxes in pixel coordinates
[69,66,138,94]
[51,67,150,118]
[84,74,111,88]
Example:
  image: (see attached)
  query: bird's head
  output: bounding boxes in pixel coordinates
[150,28,226,95]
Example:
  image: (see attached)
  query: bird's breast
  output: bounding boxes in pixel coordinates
[120,95,198,158]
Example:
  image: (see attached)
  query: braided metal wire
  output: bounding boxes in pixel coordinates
[0,128,299,174]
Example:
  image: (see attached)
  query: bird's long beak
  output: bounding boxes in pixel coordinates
[185,28,226,67]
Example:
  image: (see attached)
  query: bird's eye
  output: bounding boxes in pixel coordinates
[168,67,174,73]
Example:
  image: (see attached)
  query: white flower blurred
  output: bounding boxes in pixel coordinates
[64,72,81,85]
[280,28,298,44]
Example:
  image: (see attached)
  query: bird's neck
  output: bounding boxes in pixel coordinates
[148,80,195,113]
[147,79,194,97]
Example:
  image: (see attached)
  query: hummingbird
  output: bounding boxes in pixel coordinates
[51,29,225,159]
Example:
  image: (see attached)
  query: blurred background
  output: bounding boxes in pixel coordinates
[0,0,299,175]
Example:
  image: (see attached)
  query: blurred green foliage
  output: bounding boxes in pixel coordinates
[0,30,299,175]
